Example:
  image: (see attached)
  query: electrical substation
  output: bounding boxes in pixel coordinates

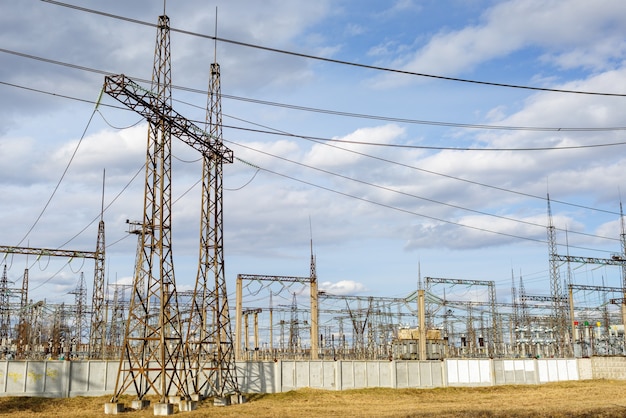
[2,7,626,416]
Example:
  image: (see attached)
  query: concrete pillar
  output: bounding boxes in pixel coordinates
[310,278,319,359]
[418,290,427,361]
[235,275,243,361]
[254,312,260,361]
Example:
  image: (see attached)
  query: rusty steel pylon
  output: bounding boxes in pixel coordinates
[547,195,570,357]
[88,174,107,359]
[184,58,240,403]
[104,14,236,410]
[106,15,189,406]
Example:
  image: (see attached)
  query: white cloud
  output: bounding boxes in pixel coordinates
[373,0,626,87]
[320,280,368,295]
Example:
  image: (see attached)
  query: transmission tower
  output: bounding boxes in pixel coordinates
[510,270,518,347]
[547,195,569,356]
[0,265,10,345]
[16,268,29,358]
[620,202,626,349]
[107,15,188,407]
[289,292,300,352]
[70,272,89,356]
[88,173,107,359]
[184,57,240,402]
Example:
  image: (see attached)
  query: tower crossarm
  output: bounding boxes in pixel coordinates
[553,254,626,266]
[568,284,624,293]
[425,276,494,287]
[0,245,96,259]
[522,294,568,302]
[103,74,234,163]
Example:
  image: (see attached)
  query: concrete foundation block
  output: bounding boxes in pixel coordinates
[153,403,174,416]
[167,395,181,404]
[131,399,150,410]
[190,393,203,401]
[179,400,197,411]
[213,396,231,406]
[104,402,124,414]
[231,393,246,404]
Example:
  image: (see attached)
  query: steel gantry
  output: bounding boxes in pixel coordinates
[0,244,105,358]
[425,276,501,356]
[235,273,319,361]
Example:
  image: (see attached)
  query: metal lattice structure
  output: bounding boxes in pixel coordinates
[88,203,106,359]
[0,265,10,343]
[106,15,188,404]
[546,195,571,356]
[69,272,89,355]
[0,245,102,357]
[184,59,240,402]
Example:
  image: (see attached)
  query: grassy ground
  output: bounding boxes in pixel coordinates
[1,380,626,417]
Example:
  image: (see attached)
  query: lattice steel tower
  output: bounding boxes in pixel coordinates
[0,265,9,343]
[547,195,569,356]
[108,15,188,405]
[185,55,240,402]
[88,174,106,359]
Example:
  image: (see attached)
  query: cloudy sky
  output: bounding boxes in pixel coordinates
[2,0,626,308]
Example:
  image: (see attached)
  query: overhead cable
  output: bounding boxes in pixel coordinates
[2,49,626,133]
[39,0,626,98]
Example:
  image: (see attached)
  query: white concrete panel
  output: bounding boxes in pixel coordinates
[5,362,27,393]
[69,361,89,392]
[547,360,559,382]
[25,362,47,393]
[459,360,471,383]
[366,362,380,387]
[0,361,7,392]
[322,361,335,389]
[308,361,323,388]
[353,361,367,389]
[479,360,491,384]
[281,361,296,390]
[556,360,569,380]
[341,361,354,389]
[537,360,549,382]
[295,361,310,387]
[446,359,459,384]
[395,362,409,388]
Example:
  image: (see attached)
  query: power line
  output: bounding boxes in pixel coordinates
[2,78,622,219]
[232,156,615,255]
[221,123,626,152]
[5,48,626,134]
[227,140,619,244]
[39,0,626,98]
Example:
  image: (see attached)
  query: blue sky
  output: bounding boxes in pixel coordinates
[2,0,626,309]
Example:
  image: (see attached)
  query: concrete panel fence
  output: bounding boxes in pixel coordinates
[0,357,620,398]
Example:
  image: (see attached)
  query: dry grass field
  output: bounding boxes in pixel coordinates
[1,380,626,417]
